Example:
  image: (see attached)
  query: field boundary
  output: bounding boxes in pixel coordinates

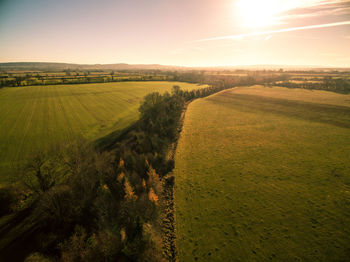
[161,88,238,261]
[162,89,237,261]
[162,101,190,261]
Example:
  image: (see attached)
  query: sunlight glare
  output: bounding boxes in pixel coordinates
[236,0,282,28]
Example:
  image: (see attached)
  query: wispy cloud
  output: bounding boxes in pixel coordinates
[264,35,272,41]
[198,21,350,42]
[280,7,350,21]
[280,2,350,21]
[292,0,350,11]
[283,34,322,40]
[256,0,350,26]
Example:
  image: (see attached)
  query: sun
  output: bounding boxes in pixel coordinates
[236,0,282,28]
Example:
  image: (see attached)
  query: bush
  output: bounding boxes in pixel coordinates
[0,186,22,216]
[24,252,52,262]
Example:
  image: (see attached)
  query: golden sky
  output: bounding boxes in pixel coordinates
[0,0,349,67]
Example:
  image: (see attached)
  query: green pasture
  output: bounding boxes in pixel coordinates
[174,86,350,261]
[0,81,204,185]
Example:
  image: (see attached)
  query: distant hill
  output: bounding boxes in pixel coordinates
[0,62,186,71]
[0,62,348,72]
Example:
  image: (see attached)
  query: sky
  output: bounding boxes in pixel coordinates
[0,0,349,67]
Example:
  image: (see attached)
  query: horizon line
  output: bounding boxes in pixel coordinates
[0,61,349,69]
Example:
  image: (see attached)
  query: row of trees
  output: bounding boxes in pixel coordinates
[0,70,175,88]
[274,77,350,93]
[0,75,172,88]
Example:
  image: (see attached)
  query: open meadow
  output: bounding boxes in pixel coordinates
[0,81,205,185]
[174,85,350,261]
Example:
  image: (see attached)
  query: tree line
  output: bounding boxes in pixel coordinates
[0,72,172,88]
[274,77,350,93]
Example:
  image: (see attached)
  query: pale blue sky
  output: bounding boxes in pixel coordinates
[1,0,349,67]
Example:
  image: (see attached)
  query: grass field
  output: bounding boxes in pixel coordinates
[174,85,350,261]
[0,81,205,185]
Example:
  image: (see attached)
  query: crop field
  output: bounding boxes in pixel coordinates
[174,86,350,261]
[0,81,205,185]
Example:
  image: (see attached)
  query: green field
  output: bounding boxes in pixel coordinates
[174,86,350,261]
[0,81,205,185]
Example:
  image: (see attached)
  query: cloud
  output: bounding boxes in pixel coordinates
[198,21,350,42]
[280,3,350,21]
[264,35,272,41]
[280,6,350,20]
[270,0,350,26]
[285,0,350,14]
